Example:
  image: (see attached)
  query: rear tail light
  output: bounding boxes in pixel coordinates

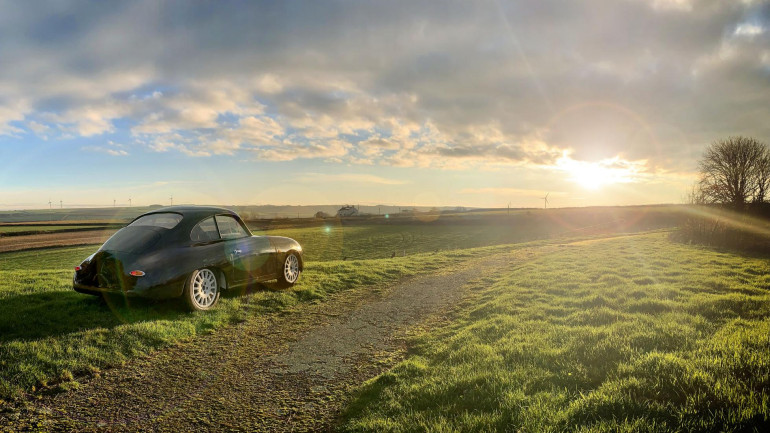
[129,270,145,277]
[74,266,82,271]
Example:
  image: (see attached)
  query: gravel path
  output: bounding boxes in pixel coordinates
[2,246,551,432]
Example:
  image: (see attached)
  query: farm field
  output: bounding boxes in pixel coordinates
[0,211,768,431]
[0,226,541,400]
[0,207,672,256]
[0,206,660,401]
[0,225,108,235]
[0,229,117,253]
[340,233,770,432]
[254,223,547,262]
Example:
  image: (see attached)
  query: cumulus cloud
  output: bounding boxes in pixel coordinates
[252,139,351,162]
[0,99,30,136]
[0,0,768,177]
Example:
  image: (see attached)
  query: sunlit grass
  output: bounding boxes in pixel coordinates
[0,238,527,399]
[340,233,770,432]
[255,222,550,262]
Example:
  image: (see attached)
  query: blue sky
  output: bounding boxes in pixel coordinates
[1,0,769,210]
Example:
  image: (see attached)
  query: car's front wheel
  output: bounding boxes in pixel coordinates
[183,268,220,311]
[276,252,301,288]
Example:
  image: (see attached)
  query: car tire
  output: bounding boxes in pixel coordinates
[276,252,301,289]
[183,268,221,311]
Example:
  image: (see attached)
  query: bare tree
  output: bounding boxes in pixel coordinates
[753,150,770,203]
[685,182,706,205]
[698,136,769,208]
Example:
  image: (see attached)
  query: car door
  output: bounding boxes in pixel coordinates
[249,235,277,279]
[215,215,274,283]
[189,216,230,277]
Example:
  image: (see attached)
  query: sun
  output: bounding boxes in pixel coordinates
[567,163,615,190]
[557,155,640,190]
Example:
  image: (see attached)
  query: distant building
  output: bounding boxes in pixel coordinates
[336,205,359,217]
[314,211,330,219]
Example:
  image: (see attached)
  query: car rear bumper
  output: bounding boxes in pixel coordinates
[73,280,183,300]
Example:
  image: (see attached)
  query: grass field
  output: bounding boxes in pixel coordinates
[256,223,549,262]
[0,218,592,400]
[0,233,533,400]
[340,233,770,432]
[2,212,767,431]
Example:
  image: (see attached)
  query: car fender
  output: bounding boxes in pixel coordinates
[268,236,304,270]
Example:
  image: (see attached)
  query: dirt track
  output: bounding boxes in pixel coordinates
[0,245,552,432]
[0,230,116,253]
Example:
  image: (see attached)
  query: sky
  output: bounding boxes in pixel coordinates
[0,0,769,210]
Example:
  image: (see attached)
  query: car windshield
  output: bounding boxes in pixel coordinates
[129,213,183,229]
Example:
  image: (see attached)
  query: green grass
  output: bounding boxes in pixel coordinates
[0,237,525,400]
[0,221,543,270]
[0,246,97,270]
[340,233,770,432]
[251,222,548,262]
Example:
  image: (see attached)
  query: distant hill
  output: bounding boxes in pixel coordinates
[0,205,475,223]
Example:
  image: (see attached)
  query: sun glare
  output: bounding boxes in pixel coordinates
[571,165,610,190]
[557,155,642,190]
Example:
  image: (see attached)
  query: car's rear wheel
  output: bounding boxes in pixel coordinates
[183,268,220,311]
[276,252,301,288]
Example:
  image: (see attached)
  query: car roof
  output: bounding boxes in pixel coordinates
[137,205,238,221]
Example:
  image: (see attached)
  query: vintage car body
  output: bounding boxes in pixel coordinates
[73,206,303,310]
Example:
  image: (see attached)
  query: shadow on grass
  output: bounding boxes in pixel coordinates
[0,291,188,343]
[0,280,297,343]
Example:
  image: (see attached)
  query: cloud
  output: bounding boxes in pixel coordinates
[0,0,767,178]
[81,141,128,156]
[299,173,409,185]
[647,0,694,12]
[27,121,50,138]
[459,187,565,197]
[0,99,29,136]
[251,139,350,162]
[734,22,766,37]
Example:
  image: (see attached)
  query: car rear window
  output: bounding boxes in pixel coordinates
[129,213,183,229]
[101,227,162,253]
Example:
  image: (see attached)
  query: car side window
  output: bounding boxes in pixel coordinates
[215,215,249,240]
[191,217,220,242]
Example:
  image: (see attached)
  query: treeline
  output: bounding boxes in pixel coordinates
[680,136,770,250]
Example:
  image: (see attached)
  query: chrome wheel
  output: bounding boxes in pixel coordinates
[283,253,299,284]
[191,269,218,309]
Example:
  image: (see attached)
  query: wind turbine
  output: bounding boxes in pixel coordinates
[48,199,52,210]
[507,201,511,215]
[542,193,549,209]
[59,200,62,209]
[170,195,173,206]
[128,198,132,207]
